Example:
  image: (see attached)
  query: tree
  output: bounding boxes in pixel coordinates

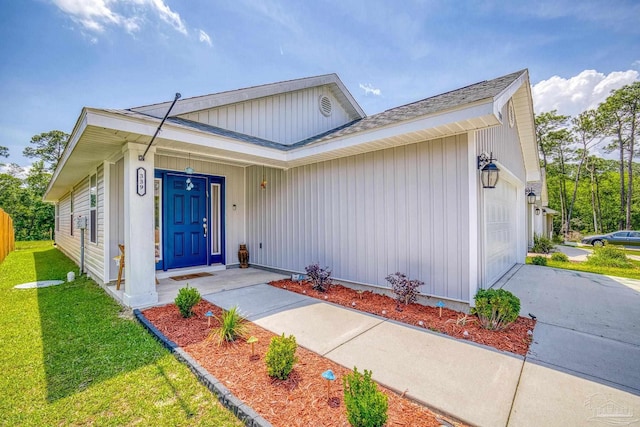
[535,110,570,169]
[599,82,640,229]
[565,110,602,236]
[0,146,8,158]
[22,130,69,172]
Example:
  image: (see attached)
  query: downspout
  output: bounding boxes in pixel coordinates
[138,92,181,161]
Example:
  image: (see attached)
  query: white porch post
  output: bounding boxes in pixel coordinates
[122,143,158,307]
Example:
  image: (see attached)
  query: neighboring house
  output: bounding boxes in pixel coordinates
[44,70,541,308]
[527,167,556,246]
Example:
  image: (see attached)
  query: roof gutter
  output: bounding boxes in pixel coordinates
[139,92,181,161]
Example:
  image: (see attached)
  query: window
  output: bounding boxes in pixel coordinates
[154,179,162,261]
[90,174,97,243]
[70,191,74,236]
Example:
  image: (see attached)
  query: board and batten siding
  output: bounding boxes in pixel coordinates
[155,154,246,264]
[475,101,526,183]
[54,175,106,282]
[246,135,470,302]
[178,86,353,146]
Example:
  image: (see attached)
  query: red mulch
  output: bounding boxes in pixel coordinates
[143,301,464,427]
[269,279,535,356]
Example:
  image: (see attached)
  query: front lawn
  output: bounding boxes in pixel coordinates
[526,256,640,280]
[0,241,242,426]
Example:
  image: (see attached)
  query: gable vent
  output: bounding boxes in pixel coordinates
[319,95,332,117]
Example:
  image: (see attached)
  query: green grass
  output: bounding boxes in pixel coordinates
[526,256,640,280]
[0,241,242,426]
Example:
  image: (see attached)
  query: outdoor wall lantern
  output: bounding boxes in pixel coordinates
[184,153,195,175]
[477,152,499,189]
[526,188,537,204]
[535,207,541,215]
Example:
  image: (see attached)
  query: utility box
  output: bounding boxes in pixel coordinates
[75,215,87,230]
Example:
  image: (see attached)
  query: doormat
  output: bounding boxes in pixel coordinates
[169,272,213,281]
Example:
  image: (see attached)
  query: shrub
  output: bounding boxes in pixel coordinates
[210,306,248,345]
[385,272,424,305]
[305,263,332,292]
[531,255,547,266]
[343,367,388,427]
[586,246,632,269]
[265,334,298,380]
[472,288,521,331]
[550,252,569,262]
[531,234,554,254]
[174,284,201,318]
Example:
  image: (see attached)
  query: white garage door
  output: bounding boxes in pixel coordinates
[484,179,518,286]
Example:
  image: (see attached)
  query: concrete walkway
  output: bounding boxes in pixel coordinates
[500,265,640,426]
[203,267,640,427]
[205,284,522,426]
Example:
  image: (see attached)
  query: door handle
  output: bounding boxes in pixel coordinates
[202,217,207,238]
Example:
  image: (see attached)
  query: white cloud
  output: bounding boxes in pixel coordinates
[532,69,639,117]
[198,29,212,47]
[359,83,382,96]
[51,0,186,36]
[633,60,640,69]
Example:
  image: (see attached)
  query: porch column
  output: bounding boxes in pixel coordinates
[467,132,480,306]
[122,143,158,307]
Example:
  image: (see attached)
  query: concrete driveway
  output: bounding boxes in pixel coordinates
[499,264,640,426]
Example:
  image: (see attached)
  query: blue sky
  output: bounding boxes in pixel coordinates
[1,0,639,167]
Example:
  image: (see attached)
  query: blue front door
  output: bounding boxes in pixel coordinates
[165,174,208,269]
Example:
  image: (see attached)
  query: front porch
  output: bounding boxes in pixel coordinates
[104,266,287,308]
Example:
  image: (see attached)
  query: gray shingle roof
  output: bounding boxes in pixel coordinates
[109,69,526,151]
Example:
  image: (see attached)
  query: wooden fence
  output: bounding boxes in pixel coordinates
[0,208,15,265]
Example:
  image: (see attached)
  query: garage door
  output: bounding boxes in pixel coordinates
[484,179,518,285]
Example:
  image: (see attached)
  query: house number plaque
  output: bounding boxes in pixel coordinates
[136,167,146,196]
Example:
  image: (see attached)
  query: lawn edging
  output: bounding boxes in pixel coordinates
[133,309,273,427]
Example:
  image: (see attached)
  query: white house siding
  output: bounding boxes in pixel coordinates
[108,158,125,281]
[83,165,105,282]
[475,100,527,288]
[178,86,353,145]
[55,192,73,257]
[475,101,526,182]
[246,135,470,302]
[155,154,246,265]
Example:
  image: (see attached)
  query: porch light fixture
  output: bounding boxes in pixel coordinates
[477,152,499,189]
[526,188,536,204]
[535,207,541,215]
[260,165,267,190]
[184,153,194,175]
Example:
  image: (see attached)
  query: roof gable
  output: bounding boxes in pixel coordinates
[130,73,365,120]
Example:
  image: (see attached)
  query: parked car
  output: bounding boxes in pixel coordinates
[581,231,640,247]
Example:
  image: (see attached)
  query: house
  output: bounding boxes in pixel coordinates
[44,70,541,308]
[527,168,556,246]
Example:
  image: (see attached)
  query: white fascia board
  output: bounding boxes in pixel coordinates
[44,109,89,201]
[86,110,288,165]
[493,70,528,118]
[286,101,496,162]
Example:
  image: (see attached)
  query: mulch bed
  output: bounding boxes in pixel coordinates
[143,301,464,427]
[269,279,535,356]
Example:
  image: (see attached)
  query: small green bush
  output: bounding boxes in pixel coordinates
[210,306,248,345]
[343,367,388,427]
[472,288,520,331]
[265,334,298,379]
[586,246,632,269]
[531,234,554,254]
[531,256,547,266]
[174,284,201,318]
[550,252,569,262]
